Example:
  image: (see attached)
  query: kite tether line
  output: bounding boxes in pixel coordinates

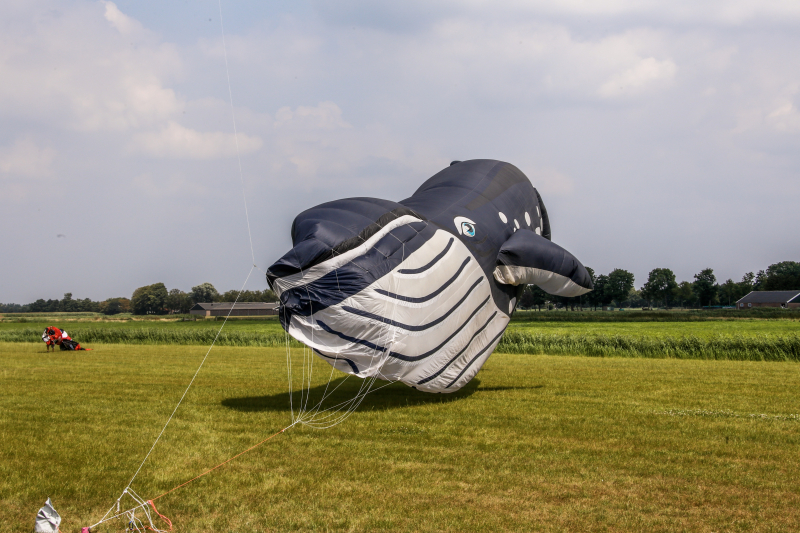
[88,2,263,530]
[87,1,409,531]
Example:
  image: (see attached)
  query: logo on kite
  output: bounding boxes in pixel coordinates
[454,216,476,237]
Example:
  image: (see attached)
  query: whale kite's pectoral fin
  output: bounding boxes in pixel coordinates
[493,230,593,297]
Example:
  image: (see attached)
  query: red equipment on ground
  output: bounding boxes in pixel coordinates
[42,327,89,351]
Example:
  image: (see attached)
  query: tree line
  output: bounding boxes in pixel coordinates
[519,260,800,310]
[2,261,797,315]
[0,282,278,315]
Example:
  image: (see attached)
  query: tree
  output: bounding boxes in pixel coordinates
[60,292,77,312]
[738,272,756,298]
[675,281,694,308]
[100,297,132,315]
[191,282,219,303]
[626,288,647,308]
[217,289,278,303]
[0,302,29,313]
[30,298,59,312]
[131,283,168,315]
[718,279,739,306]
[692,268,717,307]
[762,261,800,291]
[606,269,635,307]
[754,270,767,290]
[641,268,678,308]
[583,267,601,310]
[166,289,194,314]
[593,274,614,308]
[519,285,547,311]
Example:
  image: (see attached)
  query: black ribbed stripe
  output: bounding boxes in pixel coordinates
[375,256,470,303]
[342,276,484,332]
[417,312,497,385]
[313,349,360,374]
[316,296,491,363]
[397,238,454,275]
[317,319,384,353]
[444,329,505,389]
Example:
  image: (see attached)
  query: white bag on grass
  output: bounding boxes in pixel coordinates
[35,498,61,533]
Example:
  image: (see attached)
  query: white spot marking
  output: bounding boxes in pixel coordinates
[525,212,531,226]
[514,219,520,229]
[498,212,507,223]
[536,206,540,216]
[535,227,541,235]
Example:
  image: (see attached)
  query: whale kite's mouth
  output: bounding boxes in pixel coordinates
[268,213,428,300]
[267,205,427,288]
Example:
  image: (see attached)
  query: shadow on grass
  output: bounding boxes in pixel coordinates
[222,377,488,413]
[477,385,544,392]
[223,379,547,413]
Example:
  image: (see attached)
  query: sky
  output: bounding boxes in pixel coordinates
[2,0,799,303]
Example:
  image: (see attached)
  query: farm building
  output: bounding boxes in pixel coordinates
[736,291,800,309]
[189,302,279,317]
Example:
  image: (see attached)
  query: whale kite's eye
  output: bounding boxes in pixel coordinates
[453,215,477,237]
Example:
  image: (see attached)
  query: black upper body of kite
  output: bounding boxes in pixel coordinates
[267,159,592,392]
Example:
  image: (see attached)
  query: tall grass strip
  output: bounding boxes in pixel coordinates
[4,328,799,361]
[0,327,302,347]
[497,331,800,361]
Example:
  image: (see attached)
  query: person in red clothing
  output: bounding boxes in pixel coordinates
[42,327,87,351]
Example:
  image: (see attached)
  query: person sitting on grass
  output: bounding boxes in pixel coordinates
[42,327,88,351]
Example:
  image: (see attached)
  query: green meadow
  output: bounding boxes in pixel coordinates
[2,334,800,532]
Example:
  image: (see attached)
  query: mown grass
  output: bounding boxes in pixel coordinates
[2,342,800,532]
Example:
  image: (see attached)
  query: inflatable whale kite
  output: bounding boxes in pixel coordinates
[267,159,593,393]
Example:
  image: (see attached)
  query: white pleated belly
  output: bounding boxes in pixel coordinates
[286,228,509,393]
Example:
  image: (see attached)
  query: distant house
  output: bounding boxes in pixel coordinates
[736,291,800,310]
[189,302,279,317]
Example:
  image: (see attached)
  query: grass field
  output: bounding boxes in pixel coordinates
[2,341,800,532]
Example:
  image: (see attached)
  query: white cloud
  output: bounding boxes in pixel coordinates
[131,121,262,159]
[599,57,677,98]
[274,101,351,130]
[2,0,800,303]
[0,137,55,178]
[264,101,441,185]
[0,1,183,132]
[102,1,144,35]
[374,0,800,25]
[765,84,800,133]
[767,102,800,132]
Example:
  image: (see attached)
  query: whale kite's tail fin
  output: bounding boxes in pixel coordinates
[493,230,593,297]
